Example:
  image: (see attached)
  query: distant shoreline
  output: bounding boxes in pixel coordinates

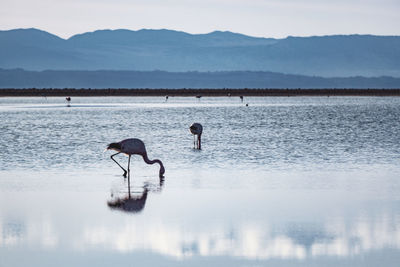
[1,88,400,97]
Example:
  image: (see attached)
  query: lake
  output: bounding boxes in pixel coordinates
[1,96,400,266]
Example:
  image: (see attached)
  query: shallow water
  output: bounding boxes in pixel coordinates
[1,96,400,266]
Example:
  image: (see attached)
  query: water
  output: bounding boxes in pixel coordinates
[1,96,400,266]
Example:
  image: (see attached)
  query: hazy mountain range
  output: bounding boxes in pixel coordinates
[1,69,399,89]
[1,28,400,78]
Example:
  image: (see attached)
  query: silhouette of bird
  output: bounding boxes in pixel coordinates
[189,123,203,149]
[107,175,164,213]
[240,95,244,102]
[108,188,148,213]
[66,97,71,102]
[106,138,165,178]
[165,95,169,102]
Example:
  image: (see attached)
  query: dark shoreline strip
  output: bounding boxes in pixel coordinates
[1,88,400,97]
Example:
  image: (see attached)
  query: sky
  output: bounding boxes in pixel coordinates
[1,0,399,39]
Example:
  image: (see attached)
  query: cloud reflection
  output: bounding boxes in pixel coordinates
[79,216,400,259]
[1,214,400,259]
[0,218,58,248]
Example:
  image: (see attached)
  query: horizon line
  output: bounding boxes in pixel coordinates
[1,68,398,80]
[1,27,400,40]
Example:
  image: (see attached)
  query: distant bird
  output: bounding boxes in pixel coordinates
[165,95,169,102]
[106,138,165,178]
[189,123,203,149]
[65,97,71,107]
[240,95,244,102]
[195,95,202,100]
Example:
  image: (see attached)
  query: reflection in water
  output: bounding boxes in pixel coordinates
[1,212,400,259]
[80,215,400,259]
[108,188,148,213]
[0,221,25,246]
[0,218,58,249]
[107,176,164,213]
[0,184,400,263]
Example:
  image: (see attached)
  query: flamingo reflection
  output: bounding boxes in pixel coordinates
[107,176,164,213]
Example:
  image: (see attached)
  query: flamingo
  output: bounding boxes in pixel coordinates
[106,138,165,178]
[189,123,203,149]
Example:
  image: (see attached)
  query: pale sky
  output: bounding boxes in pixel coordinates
[1,0,399,39]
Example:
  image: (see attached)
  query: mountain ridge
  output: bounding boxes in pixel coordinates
[1,68,399,89]
[1,28,400,77]
[4,27,399,40]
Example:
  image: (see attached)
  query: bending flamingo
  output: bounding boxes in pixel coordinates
[189,123,203,149]
[106,138,165,178]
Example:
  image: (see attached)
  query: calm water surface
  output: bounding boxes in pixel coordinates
[0,96,400,266]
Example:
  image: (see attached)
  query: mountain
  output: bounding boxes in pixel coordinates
[1,69,399,89]
[0,28,400,77]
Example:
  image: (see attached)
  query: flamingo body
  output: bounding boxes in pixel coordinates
[189,123,203,149]
[109,138,147,155]
[107,138,165,177]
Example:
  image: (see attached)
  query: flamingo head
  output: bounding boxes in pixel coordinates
[159,164,165,178]
[106,142,121,151]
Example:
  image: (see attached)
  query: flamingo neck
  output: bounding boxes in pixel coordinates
[142,153,165,177]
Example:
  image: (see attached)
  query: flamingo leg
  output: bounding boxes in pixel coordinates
[193,135,196,149]
[127,155,131,198]
[198,135,201,150]
[110,152,128,177]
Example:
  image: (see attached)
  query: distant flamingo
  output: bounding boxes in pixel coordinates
[106,138,165,178]
[189,123,203,149]
[240,95,244,102]
[66,97,71,107]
